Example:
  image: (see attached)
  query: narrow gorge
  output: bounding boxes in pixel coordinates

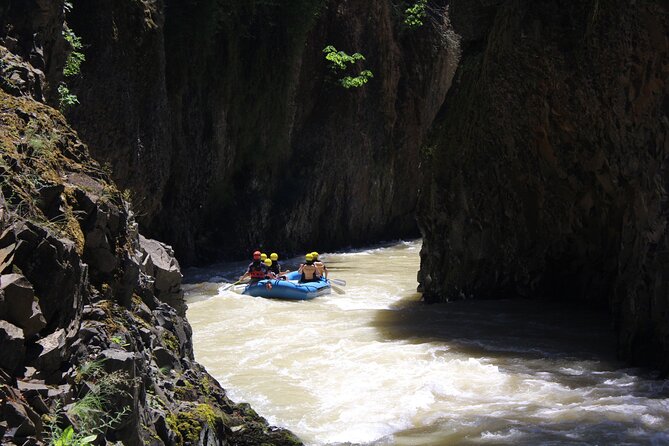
[1,0,667,445]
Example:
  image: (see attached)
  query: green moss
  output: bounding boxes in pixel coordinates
[161,331,179,352]
[0,91,120,256]
[166,404,224,446]
[200,375,212,398]
[194,404,219,426]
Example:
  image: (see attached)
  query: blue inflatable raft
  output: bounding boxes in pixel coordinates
[242,271,330,300]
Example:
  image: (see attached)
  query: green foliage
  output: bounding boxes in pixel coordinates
[51,425,97,446]
[57,84,79,110]
[110,335,129,347]
[62,28,85,77]
[75,359,105,383]
[47,366,130,446]
[340,70,374,89]
[323,45,365,71]
[404,0,428,28]
[59,18,84,111]
[322,46,373,89]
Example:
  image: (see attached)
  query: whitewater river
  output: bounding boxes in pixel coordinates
[184,241,669,445]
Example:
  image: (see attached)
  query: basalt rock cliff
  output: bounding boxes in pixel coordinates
[0,2,301,444]
[417,0,669,372]
[63,0,459,264]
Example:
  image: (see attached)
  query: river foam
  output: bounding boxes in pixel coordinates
[185,241,669,445]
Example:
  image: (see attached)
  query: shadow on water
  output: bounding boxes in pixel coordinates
[372,297,620,363]
[371,297,669,445]
[371,296,669,394]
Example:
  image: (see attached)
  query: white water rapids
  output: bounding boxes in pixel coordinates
[184,240,669,445]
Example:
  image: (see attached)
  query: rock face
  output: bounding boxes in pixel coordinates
[64,0,459,264]
[0,4,302,443]
[417,1,669,372]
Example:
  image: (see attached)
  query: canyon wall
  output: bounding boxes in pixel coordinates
[0,1,301,443]
[65,0,459,264]
[417,0,669,371]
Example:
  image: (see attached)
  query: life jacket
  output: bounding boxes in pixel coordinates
[269,262,281,274]
[249,261,266,279]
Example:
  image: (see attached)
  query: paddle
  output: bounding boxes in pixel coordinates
[232,284,248,294]
[330,282,345,294]
[221,278,249,292]
[329,278,346,287]
[326,277,346,294]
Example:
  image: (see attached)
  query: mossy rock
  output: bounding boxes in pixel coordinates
[166,403,225,445]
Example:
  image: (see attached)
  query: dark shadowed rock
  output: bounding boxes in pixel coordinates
[0,320,25,373]
[0,274,45,337]
[33,329,65,375]
[417,0,669,372]
[1,399,40,438]
[100,348,137,376]
[23,301,46,339]
[152,347,179,372]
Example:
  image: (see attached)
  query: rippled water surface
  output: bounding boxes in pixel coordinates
[184,241,669,445]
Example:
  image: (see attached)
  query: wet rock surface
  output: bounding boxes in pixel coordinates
[417,0,669,372]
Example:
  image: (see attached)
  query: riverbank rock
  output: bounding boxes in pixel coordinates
[0,273,46,338]
[417,0,669,373]
[140,235,186,316]
[0,7,304,442]
[0,321,25,374]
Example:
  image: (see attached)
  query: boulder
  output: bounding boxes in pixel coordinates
[33,329,65,374]
[100,348,137,376]
[1,400,39,438]
[0,274,45,337]
[139,235,185,315]
[0,320,25,373]
[17,381,51,414]
[152,347,179,371]
[22,301,46,338]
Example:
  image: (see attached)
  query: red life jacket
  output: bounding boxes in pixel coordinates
[249,261,266,279]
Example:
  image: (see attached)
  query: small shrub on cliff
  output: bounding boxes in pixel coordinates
[404,0,428,28]
[340,70,374,88]
[322,45,374,89]
[59,16,85,110]
[48,363,130,445]
[63,28,85,78]
[57,84,79,110]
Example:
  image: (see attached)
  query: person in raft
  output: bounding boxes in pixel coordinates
[239,250,267,283]
[312,251,327,279]
[298,253,321,283]
[268,253,288,278]
[263,258,276,279]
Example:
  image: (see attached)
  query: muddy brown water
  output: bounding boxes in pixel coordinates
[184,241,669,445]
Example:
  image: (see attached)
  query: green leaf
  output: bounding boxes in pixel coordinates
[63,426,74,442]
[80,434,98,445]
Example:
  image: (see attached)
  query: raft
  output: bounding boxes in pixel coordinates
[242,271,330,300]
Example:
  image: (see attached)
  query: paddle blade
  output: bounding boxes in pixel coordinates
[330,282,345,294]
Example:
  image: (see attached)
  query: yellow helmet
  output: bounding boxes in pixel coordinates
[260,253,267,261]
[270,253,278,261]
[312,251,319,260]
[263,258,272,266]
[305,253,313,262]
